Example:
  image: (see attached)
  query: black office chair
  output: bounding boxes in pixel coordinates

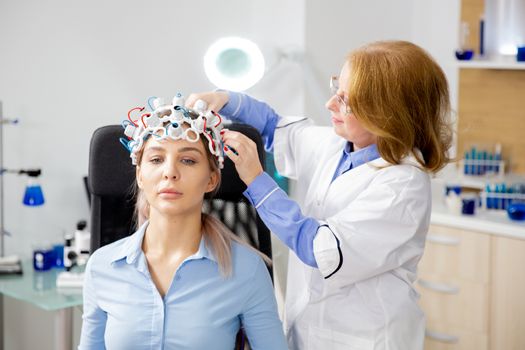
[87,123,273,278]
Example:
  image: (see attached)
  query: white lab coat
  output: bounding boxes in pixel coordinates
[274,116,429,350]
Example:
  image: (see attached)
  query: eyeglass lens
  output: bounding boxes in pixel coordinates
[330,76,350,115]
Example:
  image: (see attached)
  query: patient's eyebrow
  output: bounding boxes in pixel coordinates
[143,145,204,155]
[143,146,165,154]
[177,147,204,155]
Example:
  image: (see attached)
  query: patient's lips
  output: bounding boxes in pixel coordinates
[158,188,183,199]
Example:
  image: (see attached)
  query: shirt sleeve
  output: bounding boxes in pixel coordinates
[78,257,107,350]
[243,172,320,267]
[219,91,281,151]
[240,258,288,350]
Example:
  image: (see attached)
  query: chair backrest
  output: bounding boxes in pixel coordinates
[87,123,272,276]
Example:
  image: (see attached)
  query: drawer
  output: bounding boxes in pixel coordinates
[417,276,489,333]
[419,225,490,284]
[424,327,488,350]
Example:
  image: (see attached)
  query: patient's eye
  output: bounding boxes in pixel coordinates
[181,158,196,165]
[149,156,163,164]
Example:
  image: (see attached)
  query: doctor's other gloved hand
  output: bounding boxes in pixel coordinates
[185,91,229,113]
[221,130,263,186]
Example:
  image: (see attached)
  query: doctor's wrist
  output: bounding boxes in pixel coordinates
[242,169,264,187]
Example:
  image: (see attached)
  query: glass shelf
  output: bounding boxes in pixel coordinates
[0,260,83,311]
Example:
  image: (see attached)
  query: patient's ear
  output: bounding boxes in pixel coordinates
[136,166,143,189]
[206,170,219,193]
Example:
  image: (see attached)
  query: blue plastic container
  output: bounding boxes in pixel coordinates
[33,249,54,271]
[53,244,64,268]
[462,198,476,215]
[455,49,474,60]
[517,46,525,62]
[507,202,525,221]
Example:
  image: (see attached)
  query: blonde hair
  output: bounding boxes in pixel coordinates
[347,40,452,173]
[133,135,270,277]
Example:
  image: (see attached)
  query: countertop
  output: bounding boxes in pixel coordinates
[431,201,525,240]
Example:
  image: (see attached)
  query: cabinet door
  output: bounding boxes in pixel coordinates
[490,236,525,350]
[418,225,491,350]
[418,277,489,334]
[419,225,490,283]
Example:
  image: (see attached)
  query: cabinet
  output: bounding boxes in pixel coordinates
[417,225,490,350]
[417,224,525,350]
[490,235,525,349]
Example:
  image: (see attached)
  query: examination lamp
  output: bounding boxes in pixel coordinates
[204,36,329,119]
[203,37,266,91]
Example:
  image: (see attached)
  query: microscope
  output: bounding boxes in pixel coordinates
[56,220,90,289]
[64,220,90,270]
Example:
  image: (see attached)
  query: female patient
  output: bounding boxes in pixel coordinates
[78,96,287,350]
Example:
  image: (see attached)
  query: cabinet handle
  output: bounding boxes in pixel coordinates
[425,329,460,343]
[417,279,460,294]
[426,234,460,246]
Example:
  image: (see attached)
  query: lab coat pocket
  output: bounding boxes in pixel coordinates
[308,326,375,350]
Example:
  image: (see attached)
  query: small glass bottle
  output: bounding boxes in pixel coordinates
[456,22,474,60]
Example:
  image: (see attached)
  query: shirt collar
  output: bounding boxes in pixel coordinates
[191,235,217,263]
[110,220,217,265]
[345,142,380,168]
[343,142,354,155]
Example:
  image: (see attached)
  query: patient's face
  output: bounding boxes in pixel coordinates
[136,136,218,218]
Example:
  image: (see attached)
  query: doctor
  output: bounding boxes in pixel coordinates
[187,40,452,350]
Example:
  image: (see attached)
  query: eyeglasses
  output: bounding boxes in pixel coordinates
[330,76,352,115]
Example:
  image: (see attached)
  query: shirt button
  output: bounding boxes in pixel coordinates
[175,275,181,281]
[316,200,321,206]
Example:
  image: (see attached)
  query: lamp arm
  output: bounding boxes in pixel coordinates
[300,58,331,109]
[259,49,330,120]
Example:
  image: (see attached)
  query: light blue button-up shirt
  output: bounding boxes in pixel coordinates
[220,92,380,268]
[331,142,380,182]
[79,221,287,350]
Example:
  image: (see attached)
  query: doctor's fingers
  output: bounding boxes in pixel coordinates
[221,131,258,157]
[222,138,251,160]
[220,129,255,145]
[222,140,263,185]
[185,91,229,112]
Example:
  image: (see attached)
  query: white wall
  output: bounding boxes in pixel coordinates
[304,0,459,125]
[411,0,461,157]
[0,0,459,349]
[304,0,417,121]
